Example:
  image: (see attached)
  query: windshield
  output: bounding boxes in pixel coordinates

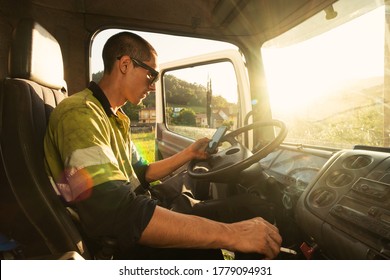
[262,0,387,149]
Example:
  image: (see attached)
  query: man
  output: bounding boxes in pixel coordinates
[44,31,282,259]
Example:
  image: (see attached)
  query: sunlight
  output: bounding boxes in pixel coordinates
[262,6,384,118]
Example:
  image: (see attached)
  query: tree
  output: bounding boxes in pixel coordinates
[92,71,103,82]
[175,108,196,126]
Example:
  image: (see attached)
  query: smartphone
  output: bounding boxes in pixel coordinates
[206,126,227,154]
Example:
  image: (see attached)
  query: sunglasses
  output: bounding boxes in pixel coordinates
[117,55,159,85]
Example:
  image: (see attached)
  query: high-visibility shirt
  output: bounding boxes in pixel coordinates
[44,82,143,202]
[44,82,156,248]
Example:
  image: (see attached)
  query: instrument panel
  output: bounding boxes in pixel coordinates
[261,146,390,259]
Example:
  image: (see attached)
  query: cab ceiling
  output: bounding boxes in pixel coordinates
[29,0,336,42]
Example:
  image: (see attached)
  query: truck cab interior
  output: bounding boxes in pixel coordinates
[1,0,389,260]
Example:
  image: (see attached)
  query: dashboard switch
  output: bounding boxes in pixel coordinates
[300,242,318,259]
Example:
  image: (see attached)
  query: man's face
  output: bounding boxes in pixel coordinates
[124,54,159,105]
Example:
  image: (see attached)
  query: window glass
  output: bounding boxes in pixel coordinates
[163,61,239,140]
[262,0,387,148]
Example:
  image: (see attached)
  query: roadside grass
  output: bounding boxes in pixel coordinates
[132,131,155,163]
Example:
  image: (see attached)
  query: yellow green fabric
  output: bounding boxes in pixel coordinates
[44,87,139,202]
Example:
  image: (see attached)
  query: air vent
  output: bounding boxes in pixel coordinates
[309,188,336,207]
[327,171,353,187]
[343,155,372,169]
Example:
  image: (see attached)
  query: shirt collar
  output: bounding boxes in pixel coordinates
[88,81,115,117]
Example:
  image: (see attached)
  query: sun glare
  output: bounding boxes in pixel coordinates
[262,6,384,119]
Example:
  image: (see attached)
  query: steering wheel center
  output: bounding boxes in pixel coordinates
[187,120,287,182]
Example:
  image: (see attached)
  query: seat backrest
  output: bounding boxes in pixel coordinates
[0,19,90,259]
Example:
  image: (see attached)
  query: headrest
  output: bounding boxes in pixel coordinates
[9,19,66,90]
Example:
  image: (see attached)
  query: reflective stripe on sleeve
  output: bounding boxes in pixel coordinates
[65,145,119,170]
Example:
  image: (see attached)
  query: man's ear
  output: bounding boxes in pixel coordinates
[118,56,130,74]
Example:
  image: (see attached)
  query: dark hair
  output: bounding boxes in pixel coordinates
[102,31,157,73]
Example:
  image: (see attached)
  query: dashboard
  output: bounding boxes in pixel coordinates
[260,145,390,259]
[260,146,330,210]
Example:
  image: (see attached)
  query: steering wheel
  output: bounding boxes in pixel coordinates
[188,120,287,182]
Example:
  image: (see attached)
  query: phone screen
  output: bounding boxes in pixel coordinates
[206,126,227,153]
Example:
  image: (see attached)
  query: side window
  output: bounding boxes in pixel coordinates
[163,61,239,139]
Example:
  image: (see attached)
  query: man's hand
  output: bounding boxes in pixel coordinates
[226,217,282,259]
[186,137,210,160]
[145,137,210,182]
